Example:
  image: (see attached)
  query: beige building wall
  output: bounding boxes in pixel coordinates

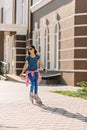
[31,0,75,85]
[27,0,87,85]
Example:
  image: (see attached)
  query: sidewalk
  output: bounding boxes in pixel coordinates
[0,80,87,130]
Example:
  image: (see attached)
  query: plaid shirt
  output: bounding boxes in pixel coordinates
[26,70,42,87]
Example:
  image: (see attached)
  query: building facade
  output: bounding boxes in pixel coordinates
[0,0,28,75]
[0,0,87,86]
[30,0,87,85]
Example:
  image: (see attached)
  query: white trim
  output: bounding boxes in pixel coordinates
[38,24,87,34]
[59,36,87,42]
[59,59,87,62]
[59,14,74,22]
[60,13,87,23]
[75,36,87,38]
[59,13,87,22]
[59,26,74,32]
[0,24,27,34]
[32,0,42,7]
[59,13,87,23]
[30,0,52,12]
[75,24,87,27]
[59,69,87,72]
[60,24,87,32]
[75,13,87,16]
[59,37,74,41]
[59,47,87,52]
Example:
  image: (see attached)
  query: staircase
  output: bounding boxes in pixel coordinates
[14,35,26,75]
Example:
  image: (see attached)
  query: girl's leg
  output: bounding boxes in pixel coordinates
[34,72,42,104]
[34,72,38,95]
[28,73,34,94]
[28,73,35,103]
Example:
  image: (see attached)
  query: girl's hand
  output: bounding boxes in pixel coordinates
[19,72,23,77]
[43,69,47,73]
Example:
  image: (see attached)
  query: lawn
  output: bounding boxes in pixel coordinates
[53,89,87,100]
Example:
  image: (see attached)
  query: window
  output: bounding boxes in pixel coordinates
[44,29,47,68]
[44,27,50,69]
[38,31,41,54]
[0,7,3,23]
[12,0,16,24]
[36,31,40,53]
[33,25,41,69]
[22,0,24,24]
[33,23,41,55]
[54,24,58,69]
[16,0,27,24]
[33,30,40,53]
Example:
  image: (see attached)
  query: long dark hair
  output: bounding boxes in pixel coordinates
[28,45,37,55]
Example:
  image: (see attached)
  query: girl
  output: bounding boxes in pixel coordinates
[20,45,47,104]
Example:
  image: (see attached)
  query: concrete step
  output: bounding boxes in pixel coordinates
[7,74,25,83]
[40,71,61,79]
[0,75,8,80]
[22,71,61,78]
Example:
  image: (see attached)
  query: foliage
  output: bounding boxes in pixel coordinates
[53,88,87,100]
[77,81,87,92]
[53,81,87,100]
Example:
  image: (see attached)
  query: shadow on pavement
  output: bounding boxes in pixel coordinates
[0,125,19,129]
[38,104,87,123]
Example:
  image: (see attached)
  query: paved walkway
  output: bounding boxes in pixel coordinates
[0,80,87,130]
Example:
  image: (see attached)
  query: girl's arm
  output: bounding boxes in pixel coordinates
[38,59,47,72]
[20,60,28,76]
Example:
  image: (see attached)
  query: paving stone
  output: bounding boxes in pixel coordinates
[0,81,87,130]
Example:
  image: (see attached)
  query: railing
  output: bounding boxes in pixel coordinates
[0,61,8,77]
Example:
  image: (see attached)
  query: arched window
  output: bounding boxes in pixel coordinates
[33,22,41,54]
[44,29,47,68]
[38,31,41,54]
[33,30,40,53]
[36,31,40,54]
[54,24,58,69]
[44,27,50,69]
[50,13,59,70]
[33,28,41,69]
[47,28,50,69]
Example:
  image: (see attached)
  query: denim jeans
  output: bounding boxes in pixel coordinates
[28,72,38,94]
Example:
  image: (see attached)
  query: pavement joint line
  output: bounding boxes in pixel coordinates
[0,81,87,130]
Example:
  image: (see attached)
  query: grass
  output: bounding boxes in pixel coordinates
[53,89,87,100]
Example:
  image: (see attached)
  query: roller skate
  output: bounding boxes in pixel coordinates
[29,93,34,104]
[34,95,43,105]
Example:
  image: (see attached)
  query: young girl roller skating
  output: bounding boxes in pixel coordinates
[20,45,47,104]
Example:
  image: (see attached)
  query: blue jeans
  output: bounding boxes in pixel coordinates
[28,72,38,94]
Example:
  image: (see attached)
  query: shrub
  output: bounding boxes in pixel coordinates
[77,81,87,92]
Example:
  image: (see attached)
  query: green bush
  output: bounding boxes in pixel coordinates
[77,81,87,92]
